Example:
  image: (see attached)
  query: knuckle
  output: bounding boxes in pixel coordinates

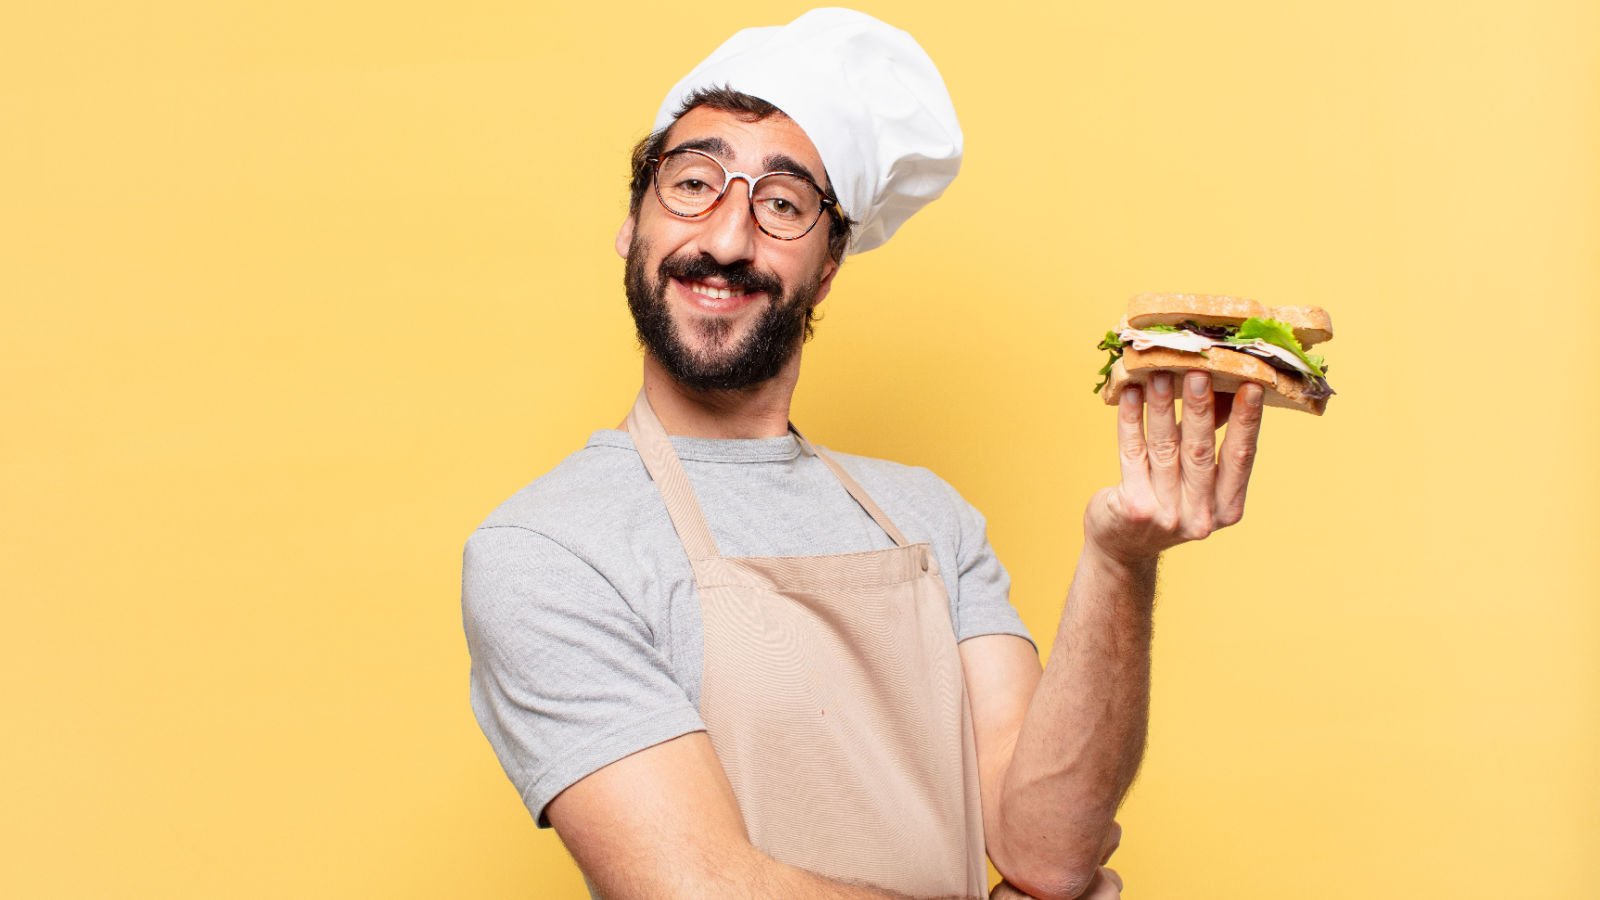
[1227,442,1258,469]
[1123,500,1156,525]
[1184,439,1215,466]
[1182,513,1214,540]
[1147,438,1181,466]
[1119,440,1147,464]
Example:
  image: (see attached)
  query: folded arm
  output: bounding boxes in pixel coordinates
[547,731,974,900]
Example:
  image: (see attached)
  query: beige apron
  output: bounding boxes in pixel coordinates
[625,390,988,898]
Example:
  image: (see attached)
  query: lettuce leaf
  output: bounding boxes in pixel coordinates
[1225,317,1327,378]
[1093,330,1124,394]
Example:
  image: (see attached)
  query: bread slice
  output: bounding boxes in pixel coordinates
[1099,346,1328,415]
[1126,293,1334,348]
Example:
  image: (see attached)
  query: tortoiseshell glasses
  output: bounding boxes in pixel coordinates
[648,148,839,241]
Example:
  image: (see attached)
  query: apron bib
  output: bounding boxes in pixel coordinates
[625,389,987,898]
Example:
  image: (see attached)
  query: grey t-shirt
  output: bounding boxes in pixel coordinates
[461,428,1034,830]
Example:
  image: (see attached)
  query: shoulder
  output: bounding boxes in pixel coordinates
[822,447,972,506]
[469,430,661,554]
[815,446,985,540]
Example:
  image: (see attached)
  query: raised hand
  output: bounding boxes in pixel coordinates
[1084,370,1265,565]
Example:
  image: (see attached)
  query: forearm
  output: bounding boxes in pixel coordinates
[718,845,972,900]
[992,543,1155,898]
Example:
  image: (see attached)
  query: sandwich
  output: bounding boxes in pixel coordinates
[1094,293,1336,415]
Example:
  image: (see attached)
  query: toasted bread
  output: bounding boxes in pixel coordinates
[1126,292,1334,348]
[1099,346,1329,416]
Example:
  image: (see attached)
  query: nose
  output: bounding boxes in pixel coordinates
[694,176,760,265]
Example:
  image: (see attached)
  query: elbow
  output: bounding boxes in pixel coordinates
[1001,862,1102,900]
[990,824,1108,900]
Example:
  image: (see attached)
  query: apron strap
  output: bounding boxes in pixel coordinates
[791,428,912,549]
[624,389,721,562]
[624,388,914,557]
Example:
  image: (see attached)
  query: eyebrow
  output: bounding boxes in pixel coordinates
[663,137,827,191]
[665,136,733,159]
[764,153,825,191]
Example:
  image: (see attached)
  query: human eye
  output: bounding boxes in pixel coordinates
[754,177,814,221]
[761,196,797,216]
[660,154,724,195]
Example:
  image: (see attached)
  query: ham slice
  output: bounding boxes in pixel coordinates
[1117,327,1333,395]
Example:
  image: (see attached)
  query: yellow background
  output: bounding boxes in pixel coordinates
[4,1,1595,897]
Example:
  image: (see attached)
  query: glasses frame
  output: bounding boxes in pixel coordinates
[648,148,840,241]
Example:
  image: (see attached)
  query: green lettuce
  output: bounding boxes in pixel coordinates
[1225,317,1327,378]
[1092,330,1124,394]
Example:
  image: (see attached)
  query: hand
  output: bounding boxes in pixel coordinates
[1080,867,1124,899]
[1084,371,1265,566]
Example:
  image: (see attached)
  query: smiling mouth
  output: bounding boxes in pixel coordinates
[674,278,761,311]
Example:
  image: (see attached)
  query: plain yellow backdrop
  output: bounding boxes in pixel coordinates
[3,1,1596,897]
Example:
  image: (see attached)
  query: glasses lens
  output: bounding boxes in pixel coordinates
[751,174,823,239]
[657,152,726,216]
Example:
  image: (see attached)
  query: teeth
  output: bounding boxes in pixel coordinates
[687,281,745,301]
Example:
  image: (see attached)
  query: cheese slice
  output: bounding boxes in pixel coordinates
[1117,328,1215,354]
[1118,328,1323,379]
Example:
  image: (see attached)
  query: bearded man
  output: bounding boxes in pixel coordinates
[462,9,1266,900]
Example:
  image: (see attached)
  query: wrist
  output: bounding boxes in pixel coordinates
[1081,535,1159,584]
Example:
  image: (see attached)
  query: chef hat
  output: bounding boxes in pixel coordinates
[652,7,962,255]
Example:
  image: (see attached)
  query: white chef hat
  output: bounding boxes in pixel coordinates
[652,7,962,255]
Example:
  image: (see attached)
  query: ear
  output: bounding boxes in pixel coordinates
[811,257,842,308]
[614,215,636,260]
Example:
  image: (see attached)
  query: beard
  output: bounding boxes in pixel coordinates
[624,237,823,392]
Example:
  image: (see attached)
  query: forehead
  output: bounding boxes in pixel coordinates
[662,105,829,187]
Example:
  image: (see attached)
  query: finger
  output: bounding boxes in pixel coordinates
[1099,820,1123,865]
[1082,868,1122,898]
[1143,372,1181,510]
[1116,385,1152,496]
[1178,370,1218,538]
[1214,381,1265,528]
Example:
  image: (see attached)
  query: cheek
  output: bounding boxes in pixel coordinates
[780,244,833,289]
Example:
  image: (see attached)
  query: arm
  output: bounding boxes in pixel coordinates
[547,732,974,900]
[464,528,968,899]
[964,373,1265,899]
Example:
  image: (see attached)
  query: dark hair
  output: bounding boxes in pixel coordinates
[628,86,854,265]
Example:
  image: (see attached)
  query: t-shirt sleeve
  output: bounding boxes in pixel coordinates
[461,524,706,828]
[942,480,1037,651]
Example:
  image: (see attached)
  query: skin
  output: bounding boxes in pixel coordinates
[613,105,839,441]
[548,104,1268,900]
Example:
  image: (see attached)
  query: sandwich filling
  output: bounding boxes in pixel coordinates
[1094,317,1335,399]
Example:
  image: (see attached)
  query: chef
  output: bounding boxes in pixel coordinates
[462,9,1266,899]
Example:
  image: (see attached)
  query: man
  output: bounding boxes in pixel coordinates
[462,9,1265,899]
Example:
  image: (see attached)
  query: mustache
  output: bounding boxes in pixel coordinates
[659,253,784,298]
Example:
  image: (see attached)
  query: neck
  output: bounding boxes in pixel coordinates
[639,352,802,439]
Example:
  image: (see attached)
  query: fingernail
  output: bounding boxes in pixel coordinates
[1187,372,1207,398]
[1122,386,1141,406]
[1247,384,1264,408]
[1151,373,1171,398]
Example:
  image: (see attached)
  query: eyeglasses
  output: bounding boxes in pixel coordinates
[649,148,839,241]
